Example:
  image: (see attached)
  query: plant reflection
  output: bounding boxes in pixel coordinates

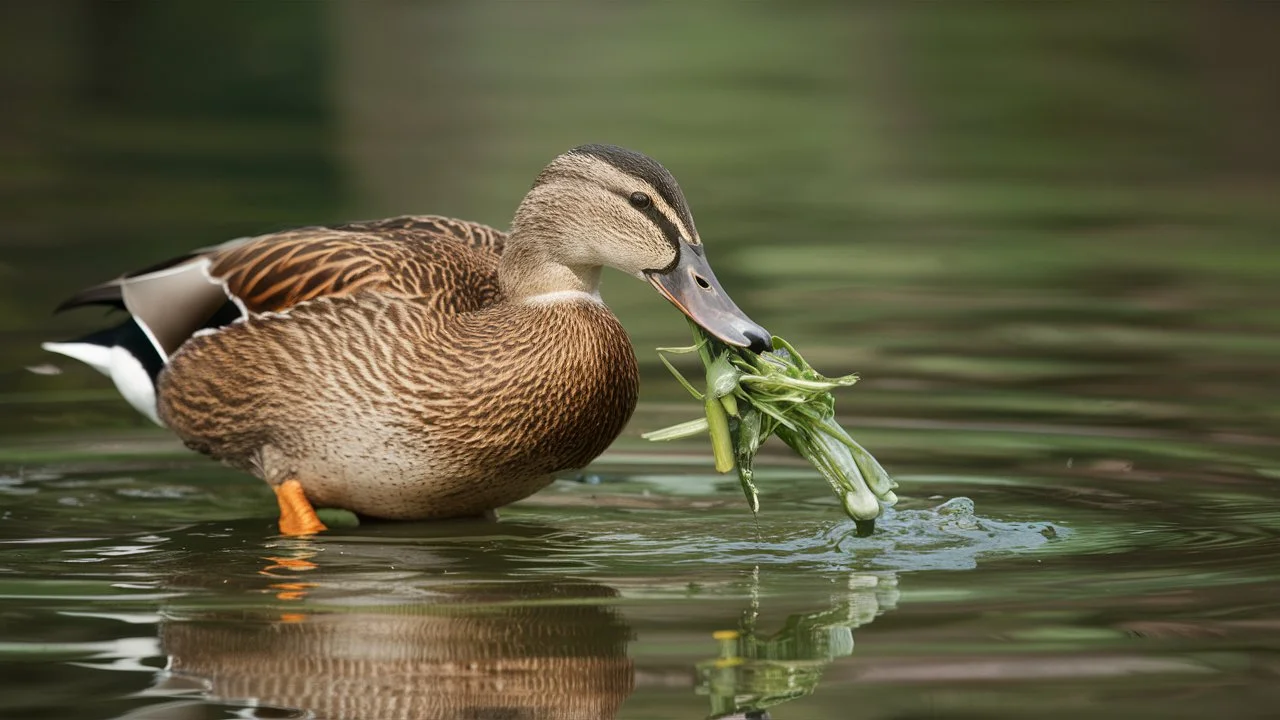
[697,571,899,719]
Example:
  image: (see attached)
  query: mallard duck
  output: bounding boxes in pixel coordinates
[43,144,769,534]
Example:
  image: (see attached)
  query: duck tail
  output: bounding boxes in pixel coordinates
[43,319,165,425]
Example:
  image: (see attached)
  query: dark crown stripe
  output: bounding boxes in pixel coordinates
[570,144,697,240]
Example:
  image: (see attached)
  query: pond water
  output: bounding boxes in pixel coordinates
[2,3,1280,719]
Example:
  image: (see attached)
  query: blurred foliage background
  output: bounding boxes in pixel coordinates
[1,1,1277,442]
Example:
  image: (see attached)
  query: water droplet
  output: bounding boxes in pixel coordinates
[935,497,975,517]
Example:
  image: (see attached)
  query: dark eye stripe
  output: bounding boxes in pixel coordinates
[645,205,684,272]
[643,193,695,244]
[615,189,683,272]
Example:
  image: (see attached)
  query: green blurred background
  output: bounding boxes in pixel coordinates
[2,1,1277,441]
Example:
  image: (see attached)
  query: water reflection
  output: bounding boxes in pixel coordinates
[157,581,633,720]
[131,525,905,719]
[137,529,634,720]
[697,572,898,719]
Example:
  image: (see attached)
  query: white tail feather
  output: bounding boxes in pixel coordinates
[41,342,112,376]
[43,342,162,426]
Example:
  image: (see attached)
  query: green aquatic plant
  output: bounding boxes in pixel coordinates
[645,321,897,535]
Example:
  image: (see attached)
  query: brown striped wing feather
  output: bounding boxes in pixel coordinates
[208,215,507,316]
[49,215,509,359]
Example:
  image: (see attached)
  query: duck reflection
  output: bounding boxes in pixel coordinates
[154,527,634,720]
[696,573,899,719]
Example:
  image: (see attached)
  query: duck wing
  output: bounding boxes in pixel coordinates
[53,215,506,359]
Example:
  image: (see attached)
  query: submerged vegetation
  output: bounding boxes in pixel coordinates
[645,321,897,535]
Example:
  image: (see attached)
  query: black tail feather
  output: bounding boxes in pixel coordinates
[63,319,166,381]
[54,282,126,313]
[54,249,203,314]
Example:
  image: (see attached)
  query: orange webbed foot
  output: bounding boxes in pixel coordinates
[274,479,328,535]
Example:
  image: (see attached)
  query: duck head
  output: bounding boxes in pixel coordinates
[503,144,771,353]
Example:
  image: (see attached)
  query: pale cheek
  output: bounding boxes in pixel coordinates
[605,237,645,275]
[620,236,674,276]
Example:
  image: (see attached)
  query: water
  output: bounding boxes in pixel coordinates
[1,437,1277,719]
[3,3,1280,718]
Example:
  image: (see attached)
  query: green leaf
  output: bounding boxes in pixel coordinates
[642,417,710,441]
[646,323,896,530]
[658,353,705,400]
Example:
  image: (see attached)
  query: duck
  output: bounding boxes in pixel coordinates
[42,144,770,535]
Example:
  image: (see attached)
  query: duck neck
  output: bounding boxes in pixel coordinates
[500,225,602,302]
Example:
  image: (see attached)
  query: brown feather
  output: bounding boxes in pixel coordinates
[154,210,638,519]
[207,215,506,316]
[158,294,637,518]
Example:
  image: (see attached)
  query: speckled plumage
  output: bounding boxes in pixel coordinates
[156,216,637,518]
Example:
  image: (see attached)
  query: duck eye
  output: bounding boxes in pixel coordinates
[629,192,652,209]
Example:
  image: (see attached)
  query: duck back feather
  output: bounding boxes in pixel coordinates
[46,215,508,424]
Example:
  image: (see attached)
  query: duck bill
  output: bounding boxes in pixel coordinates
[646,246,771,353]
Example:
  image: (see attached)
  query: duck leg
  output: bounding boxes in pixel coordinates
[274,479,328,535]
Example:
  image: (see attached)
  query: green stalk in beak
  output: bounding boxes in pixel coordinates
[646,243,771,354]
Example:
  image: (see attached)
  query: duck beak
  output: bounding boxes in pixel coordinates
[646,244,771,353]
